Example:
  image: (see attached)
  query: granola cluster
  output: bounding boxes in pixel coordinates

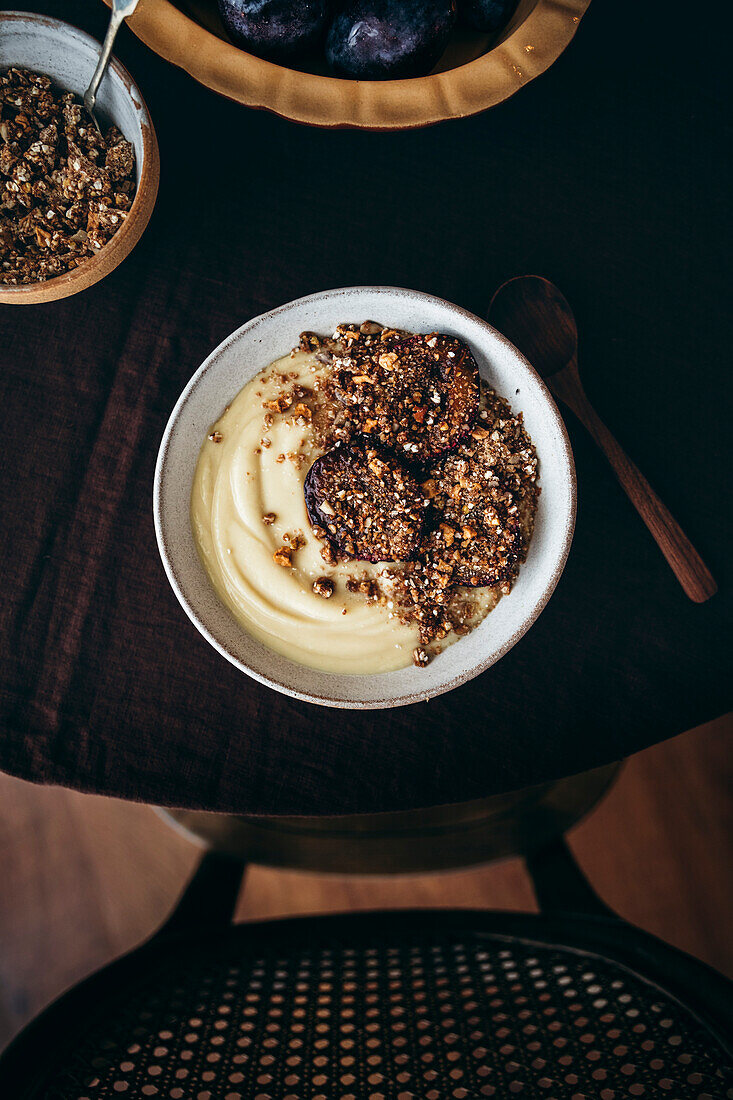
[298,324,540,664]
[0,68,136,285]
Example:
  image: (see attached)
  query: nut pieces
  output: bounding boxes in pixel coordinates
[273,545,293,568]
[312,576,335,599]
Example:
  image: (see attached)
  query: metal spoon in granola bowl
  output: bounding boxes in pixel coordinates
[84,0,141,133]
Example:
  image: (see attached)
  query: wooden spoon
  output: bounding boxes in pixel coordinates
[488,275,717,603]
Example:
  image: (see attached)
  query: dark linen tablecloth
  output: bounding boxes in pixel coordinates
[0,0,730,815]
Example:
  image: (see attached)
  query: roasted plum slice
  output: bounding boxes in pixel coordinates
[421,403,538,586]
[399,333,482,457]
[304,442,428,563]
[328,331,480,462]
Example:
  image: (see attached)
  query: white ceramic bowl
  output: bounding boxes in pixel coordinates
[0,11,159,305]
[154,287,576,709]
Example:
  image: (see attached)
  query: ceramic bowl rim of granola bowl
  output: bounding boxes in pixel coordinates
[119,0,591,131]
[0,11,159,305]
[154,286,576,710]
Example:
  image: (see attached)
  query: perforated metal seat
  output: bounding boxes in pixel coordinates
[1,846,731,1100]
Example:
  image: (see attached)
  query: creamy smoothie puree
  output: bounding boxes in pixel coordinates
[191,351,421,673]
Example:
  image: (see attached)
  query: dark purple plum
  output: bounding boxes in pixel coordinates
[304,442,428,562]
[325,0,456,80]
[326,333,480,462]
[218,0,329,61]
[459,0,518,34]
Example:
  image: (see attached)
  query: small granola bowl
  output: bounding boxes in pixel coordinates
[0,11,159,305]
[155,286,576,710]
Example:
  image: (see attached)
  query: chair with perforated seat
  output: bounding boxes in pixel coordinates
[1,839,731,1100]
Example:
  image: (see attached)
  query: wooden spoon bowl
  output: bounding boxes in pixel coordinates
[489,276,717,603]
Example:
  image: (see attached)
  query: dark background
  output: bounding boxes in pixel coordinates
[0,0,730,814]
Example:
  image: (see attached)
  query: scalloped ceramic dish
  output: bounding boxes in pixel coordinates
[116,0,591,130]
[0,11,159,305]
[154,286,576,709]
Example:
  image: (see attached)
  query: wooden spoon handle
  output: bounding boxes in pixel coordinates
[552,364,717,603]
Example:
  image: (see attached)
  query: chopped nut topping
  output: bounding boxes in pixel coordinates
[262,512,277,525]
[312,576,335,599]
[346,575,380,599]
[284,531,306,551]
[440,522,455,547]
[320,542,337,565]
[208,430,223,443]
[413,647,430,667]
[273,546,293,568]
[263,393,292,414]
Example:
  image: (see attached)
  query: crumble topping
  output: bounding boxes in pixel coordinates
[312,576,335,599]
[273,546,293,568]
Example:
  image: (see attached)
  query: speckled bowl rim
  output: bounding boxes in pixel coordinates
[154,286,577,709]
[119,0,591,131]
[0,11,159,305]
